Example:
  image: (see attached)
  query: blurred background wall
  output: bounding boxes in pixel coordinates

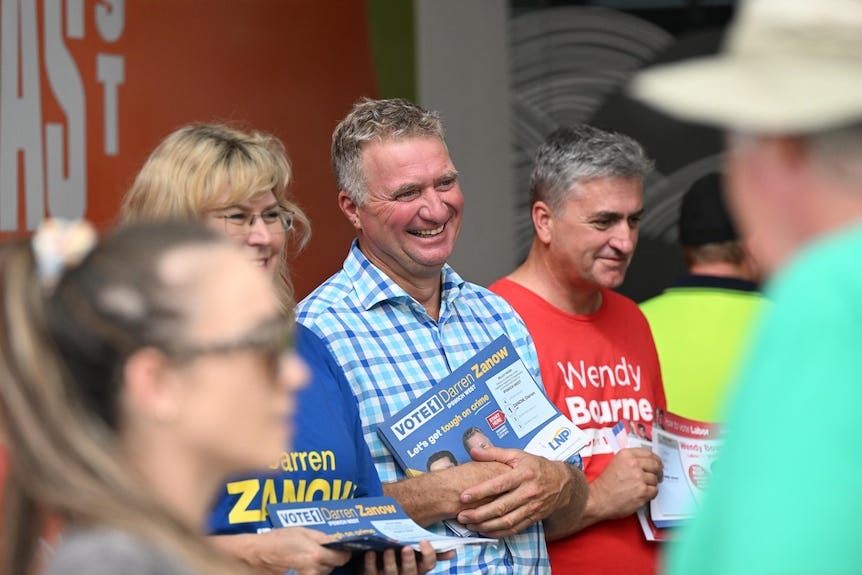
[0,0,733,301]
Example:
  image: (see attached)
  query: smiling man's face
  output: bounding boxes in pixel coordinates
[341,136,464,287]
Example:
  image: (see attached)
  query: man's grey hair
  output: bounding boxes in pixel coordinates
[529,125,653,213]
[331,97,445,205]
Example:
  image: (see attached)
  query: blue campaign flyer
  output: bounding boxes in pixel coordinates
[377,335,589,477]
[267,496,494,552]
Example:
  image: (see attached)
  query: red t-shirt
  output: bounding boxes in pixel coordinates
[491,278,666,575]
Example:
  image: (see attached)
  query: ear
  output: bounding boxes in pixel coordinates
[122,347,181,424]
[532,201,554,245]
[337,191,362,231]
[740,235,763,283]
[776,137,817,213]
[736,136,807,206]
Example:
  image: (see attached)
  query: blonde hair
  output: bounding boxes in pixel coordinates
[121,123,310,320]
[0,222,255,575]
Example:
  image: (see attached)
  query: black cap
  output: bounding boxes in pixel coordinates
[678,173,738,246]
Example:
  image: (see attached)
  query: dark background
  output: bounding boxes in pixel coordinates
[510,0,737,302]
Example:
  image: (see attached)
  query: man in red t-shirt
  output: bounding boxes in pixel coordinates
[490,125,666,575]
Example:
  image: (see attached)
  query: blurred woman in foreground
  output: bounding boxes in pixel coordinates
[0,220,307,575]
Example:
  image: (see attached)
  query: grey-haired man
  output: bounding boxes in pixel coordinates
[490,125,665,575]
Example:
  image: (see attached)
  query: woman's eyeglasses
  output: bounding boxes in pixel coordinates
[214,208,293,237]
[165,318,294,370]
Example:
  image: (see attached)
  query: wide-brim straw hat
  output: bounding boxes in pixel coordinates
[629,0,862,134]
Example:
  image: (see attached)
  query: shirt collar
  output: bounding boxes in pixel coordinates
[343,239,466,312]
[670,274,760,292]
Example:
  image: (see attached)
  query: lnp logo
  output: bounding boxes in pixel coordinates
[547,428,571,451]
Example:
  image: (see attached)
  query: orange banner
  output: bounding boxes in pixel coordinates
[1,0,376,295]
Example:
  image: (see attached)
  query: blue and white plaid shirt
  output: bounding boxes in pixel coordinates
[297,240,550,574]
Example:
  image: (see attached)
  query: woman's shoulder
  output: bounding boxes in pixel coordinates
[46,528,192,575]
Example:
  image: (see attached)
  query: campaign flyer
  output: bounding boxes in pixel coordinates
[377,335,589,477]
[267,496,494,552]
[649,409,722,529]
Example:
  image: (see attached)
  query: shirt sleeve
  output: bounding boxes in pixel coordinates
[46,530,191,575]
[295,323,384,498]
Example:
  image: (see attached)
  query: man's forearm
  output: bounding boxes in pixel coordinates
[383,461,509,526]
[542,463,591,541]
[383,476,462,526]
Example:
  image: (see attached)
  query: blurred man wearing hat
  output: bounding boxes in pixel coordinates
[631,0,862,573]
[640,172,764,423]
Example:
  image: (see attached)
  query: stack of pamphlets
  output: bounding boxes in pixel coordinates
[268,496,495,552]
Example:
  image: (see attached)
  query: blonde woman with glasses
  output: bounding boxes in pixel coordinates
[121,124,441,575]
[0,220,307,575]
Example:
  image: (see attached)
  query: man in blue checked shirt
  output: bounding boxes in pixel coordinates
[297,97,589,574]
